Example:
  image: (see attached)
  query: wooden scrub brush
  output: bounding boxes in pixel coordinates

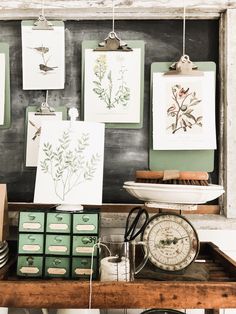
[135,170,209,186]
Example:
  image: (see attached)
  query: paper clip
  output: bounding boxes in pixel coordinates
[164,55,204,76]
[35,90,55,115]
[69,107,79,131]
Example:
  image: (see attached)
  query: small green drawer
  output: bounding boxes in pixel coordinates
[72,235,98,256]
[19,211,45,233]
[72,257,97,279]
[45,256,70,278]
[18,233,44,254]
[45,235,71,255]
[73,213,98,234]
[17,255,43,277]
[46,212,71,233]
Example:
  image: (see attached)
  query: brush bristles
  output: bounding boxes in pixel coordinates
[135,178,209,186]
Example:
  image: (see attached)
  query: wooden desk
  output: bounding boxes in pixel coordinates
[0,243,235,314]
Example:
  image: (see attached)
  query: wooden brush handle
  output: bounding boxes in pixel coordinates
[135,170,209,181]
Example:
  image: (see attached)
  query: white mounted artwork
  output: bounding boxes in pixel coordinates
[21,21,65,90]
[25,112,63,167]
[34,121,105,205]
[152,72,216,150]
[0,53,5,125]
[84,48,141,123]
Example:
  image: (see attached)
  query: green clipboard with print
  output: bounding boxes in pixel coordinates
[0,43,10,129]
[81,40,145,128]
[150,62,216,171]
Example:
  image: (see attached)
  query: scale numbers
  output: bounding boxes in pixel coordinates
[142,213,200,272]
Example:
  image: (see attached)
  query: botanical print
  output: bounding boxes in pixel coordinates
[34,121,105,205]
[84,48,141,123]
[26,112,63,167]
[92,54,130,109]
[0,53,5,125]
[167,83,203,134]
[152,72,216,150]
[21,21,65,90]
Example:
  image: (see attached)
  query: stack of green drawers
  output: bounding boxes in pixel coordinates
[17,210,99,279]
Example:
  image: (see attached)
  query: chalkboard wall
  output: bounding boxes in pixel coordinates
[0,20,219,203]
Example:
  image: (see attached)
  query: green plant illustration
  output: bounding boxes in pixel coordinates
[92,54,130,109]
[167,84,203,134]
[40,131,101,201]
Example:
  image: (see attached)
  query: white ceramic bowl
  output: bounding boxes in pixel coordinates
[123,181,225,204]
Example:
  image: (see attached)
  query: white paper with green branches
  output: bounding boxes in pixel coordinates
[34,121,105,205]
[21,21,65,90]
[84,48,141,123]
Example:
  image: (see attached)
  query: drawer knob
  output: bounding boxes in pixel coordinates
[82,215,89,222]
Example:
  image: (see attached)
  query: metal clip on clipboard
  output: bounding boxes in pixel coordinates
[94,31,132,52]
[164,54,204,76]
[35,90,55,115]
[32,14,53,30]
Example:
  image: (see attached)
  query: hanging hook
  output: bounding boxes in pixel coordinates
[182,0,186,56]
[35,90,55,115]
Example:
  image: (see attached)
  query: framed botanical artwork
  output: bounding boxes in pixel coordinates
[82,40,145,128]
[25,106,67,167]
[0,53,5,125]
[152,71,216,150]
[34,121,105,205]
[21,21,65,90]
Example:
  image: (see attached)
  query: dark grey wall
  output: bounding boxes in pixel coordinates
[0,20,219,203]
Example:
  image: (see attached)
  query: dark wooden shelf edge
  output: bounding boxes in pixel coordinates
[8,202,220,214]
[0,280,235,309]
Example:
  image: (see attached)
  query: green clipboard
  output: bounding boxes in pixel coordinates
[150,62,216,172]
[0,43,10,129]
[81,40,145,128]
[25,105,67,167]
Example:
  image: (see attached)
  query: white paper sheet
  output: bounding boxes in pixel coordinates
[84,49,141,123]
[34,121,105,205]
[152,72,216,150]
[22,23,65,90]
[0,54,5,125]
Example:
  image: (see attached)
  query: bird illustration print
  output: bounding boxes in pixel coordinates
[28,44,58,74]
[29,120,41,141]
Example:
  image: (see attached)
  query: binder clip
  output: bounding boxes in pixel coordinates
[164,55,204,76]
[94,31,132,52]
[35,91,55,115]
[32,14,53,30]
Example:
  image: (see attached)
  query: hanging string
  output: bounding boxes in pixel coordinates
[182,0,186,56]
[41,0,45,18]
[112,0,115,33]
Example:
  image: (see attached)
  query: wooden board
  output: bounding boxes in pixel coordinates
[150,62,216,172]
[0,184,8,241]
[0,243,236,309]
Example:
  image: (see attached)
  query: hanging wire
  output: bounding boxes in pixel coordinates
[41,0,45,17]
[112,0,115,33]
[182,0,186,56]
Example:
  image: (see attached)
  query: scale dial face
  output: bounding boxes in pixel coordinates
[142,213,200,272]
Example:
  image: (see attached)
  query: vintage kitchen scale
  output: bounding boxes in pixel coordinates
[123,170,225,275]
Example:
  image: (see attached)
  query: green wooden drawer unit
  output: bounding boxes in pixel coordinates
[45,256,70,278]
[17,209,100,279]
[72,235,98,256]
[18,233,44,254]
[72,257,98,279]
[46,212,71,233]
[17,255,43,277]
[45,234,71,255]
[73,213,98,234]
[19,211,45,233]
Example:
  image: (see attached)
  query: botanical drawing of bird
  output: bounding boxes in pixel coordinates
[39,64,58,73]
[28,45,49,54]
[29,120,41,140]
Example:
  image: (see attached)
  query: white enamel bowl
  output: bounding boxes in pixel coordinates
[123,181,225,204]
